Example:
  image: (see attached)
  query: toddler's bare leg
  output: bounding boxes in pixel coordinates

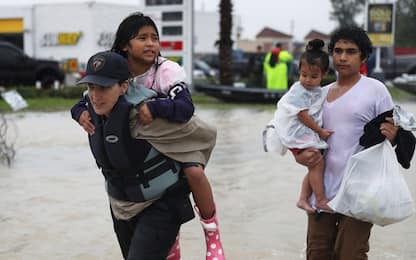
[308,160,332,211]
[296,175,315,213]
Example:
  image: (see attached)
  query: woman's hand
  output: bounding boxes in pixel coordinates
[293,148,323,168]
[380,117,399,142]
[138,102,154,125]
[79,110,95,135]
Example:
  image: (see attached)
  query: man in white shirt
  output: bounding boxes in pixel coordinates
[293,26,399,260]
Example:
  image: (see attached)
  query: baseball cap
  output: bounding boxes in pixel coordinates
[77,51,130,87]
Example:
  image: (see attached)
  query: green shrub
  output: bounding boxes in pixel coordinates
[7,86,85,99]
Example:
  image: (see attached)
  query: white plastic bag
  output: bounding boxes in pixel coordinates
[262,119,287,155]
[328,140,415,226]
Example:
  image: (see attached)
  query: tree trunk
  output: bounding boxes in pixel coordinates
[218,0,234,85]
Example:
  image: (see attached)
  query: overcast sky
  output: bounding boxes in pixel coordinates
[0,0,354,41]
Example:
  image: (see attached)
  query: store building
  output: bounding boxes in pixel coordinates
[0,1,244,85]
[0,2,138,67]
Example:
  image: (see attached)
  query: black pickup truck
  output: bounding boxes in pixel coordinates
[0,41,65,88]
[378,47,416,79]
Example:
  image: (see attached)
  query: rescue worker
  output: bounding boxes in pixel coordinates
[263,42,293,90]
[76,50,195,259]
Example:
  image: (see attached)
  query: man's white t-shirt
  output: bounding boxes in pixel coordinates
[313,75,394,205]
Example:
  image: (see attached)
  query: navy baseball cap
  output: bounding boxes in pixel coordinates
[77,51,130,87]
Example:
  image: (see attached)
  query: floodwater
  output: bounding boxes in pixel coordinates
[1,102,416,260]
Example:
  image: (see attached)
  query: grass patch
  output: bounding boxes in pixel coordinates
[1,84,415,113]
[192,94,275,110]
[387,85,416,102]
[0,98,79,112]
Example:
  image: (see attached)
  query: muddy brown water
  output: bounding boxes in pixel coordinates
[1,103,415,259]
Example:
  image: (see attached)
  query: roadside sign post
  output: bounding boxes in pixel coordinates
[144,0,194,85]
[366,2,395,81]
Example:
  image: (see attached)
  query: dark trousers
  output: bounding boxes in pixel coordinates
[111,180,194,260]
[307,212,373,260]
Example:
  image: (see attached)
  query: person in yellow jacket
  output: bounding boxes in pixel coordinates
[263,43,293,90]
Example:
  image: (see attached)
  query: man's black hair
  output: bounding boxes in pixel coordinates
[328,26,373,61]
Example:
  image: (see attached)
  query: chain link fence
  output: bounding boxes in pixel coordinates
[1,87,26,167]
[0,113,16,167]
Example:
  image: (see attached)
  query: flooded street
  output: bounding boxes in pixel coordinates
[1,103,416,259]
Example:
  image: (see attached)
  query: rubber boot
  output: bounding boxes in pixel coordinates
[166,234,180,260]
[196,206,225,260]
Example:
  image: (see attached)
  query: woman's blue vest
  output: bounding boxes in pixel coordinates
[87,96,180,202]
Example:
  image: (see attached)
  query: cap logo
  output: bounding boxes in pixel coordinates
[92,56,105,72]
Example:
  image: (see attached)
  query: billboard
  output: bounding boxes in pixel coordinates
[145,0,193,84]
[367,3,395,47]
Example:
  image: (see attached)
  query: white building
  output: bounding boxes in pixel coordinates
[0,2,139,64]
[0,1,240,84]
[194,10,242,54]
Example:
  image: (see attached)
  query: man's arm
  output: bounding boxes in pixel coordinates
[380,117,399,142]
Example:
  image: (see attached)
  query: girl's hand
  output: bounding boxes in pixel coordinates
[138,102,153,125]
[293,148,323,168]
[380,117,399,142]
[79,110,95,135]
[319,128,334,141]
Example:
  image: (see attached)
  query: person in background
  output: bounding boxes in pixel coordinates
[263,42,293,90]
[76,50,195,259]
[293,26,399,259]
[266,39,333,213]
[71,13,225,260]
[247,45,265,86]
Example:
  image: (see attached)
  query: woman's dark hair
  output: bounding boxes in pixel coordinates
[298,39,329,73]
[111,12,160,58]
[328,26,373,60]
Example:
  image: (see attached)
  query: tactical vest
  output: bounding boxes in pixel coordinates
[87,96,180,202]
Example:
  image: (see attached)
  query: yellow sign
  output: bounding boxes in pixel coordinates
[367,3,394,46]
[0,18,23,33]
[166,56,183,65]
[368,34,394,47]
[62,58,79,72]
[41,32,82,46]
[58,32,82,45]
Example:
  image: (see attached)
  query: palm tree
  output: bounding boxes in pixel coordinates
[218,0,234,85]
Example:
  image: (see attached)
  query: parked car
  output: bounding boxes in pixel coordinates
[193,59,217,79]
[197,50,250,80]
[377,47,416,79]
[0,41,65,88]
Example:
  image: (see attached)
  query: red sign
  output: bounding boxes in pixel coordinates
[160,41,183,51]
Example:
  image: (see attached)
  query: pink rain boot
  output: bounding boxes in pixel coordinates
[166,234,180,260]
[196,206,225,260]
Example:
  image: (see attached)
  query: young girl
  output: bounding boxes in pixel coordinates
[71,13,225,260]
[264,39,333,213]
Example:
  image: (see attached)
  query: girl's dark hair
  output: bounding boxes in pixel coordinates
[299,39,329,73]
[111,12,160,58]
[328,26,373,60]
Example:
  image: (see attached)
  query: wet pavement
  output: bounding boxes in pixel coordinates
[1,104,415,259]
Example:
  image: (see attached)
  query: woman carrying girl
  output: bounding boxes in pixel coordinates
[71,13,225,260]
